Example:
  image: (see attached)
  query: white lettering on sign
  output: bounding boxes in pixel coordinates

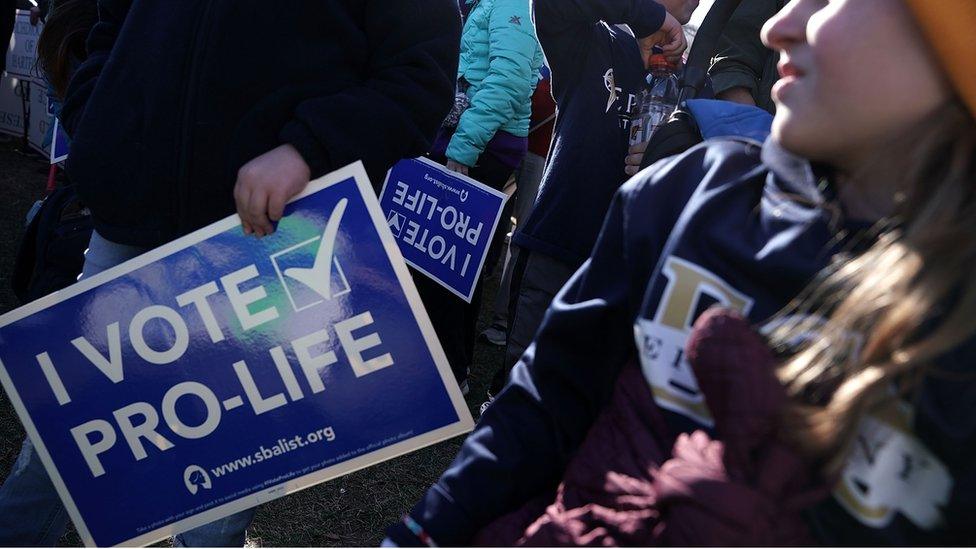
[336,312,394,377]
[70,420,117,477]
[33,250,396,478]
[70,323,124,383]
[169,385,219,440]
[59,309,394,478]
[391,180,477,277]
[233,360,288,416]
[392,181,439,221]
[176,282,226,344]
[221,265,280,331]
[129,306,191,365]
[113,402,174,462]
[292,329,336,394]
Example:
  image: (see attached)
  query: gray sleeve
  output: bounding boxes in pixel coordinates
[708,0,780,110]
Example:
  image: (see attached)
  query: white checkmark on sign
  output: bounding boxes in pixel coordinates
[283,198,348,300]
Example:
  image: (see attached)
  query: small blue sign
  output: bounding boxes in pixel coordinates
[379,158,508,302]
[50,117,69,164]
[0,163,473,547]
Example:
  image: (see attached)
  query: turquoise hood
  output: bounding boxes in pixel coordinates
[447,0,544,166]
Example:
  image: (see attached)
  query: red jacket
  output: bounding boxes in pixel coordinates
[527,77,556,157]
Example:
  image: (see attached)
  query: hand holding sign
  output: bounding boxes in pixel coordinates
[234,144,311,238]
[445,159,470,177]
[0,163,473,547]
[379,158,508,302]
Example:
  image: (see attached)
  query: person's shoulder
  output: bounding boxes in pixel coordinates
[488,0,531,14]
[619,137,767,205]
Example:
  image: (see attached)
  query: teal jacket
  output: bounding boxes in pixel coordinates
[447,0,544,167]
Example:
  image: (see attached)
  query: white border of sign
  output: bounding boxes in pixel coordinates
[0,161,475,547]
[380,156,509,303]
[50,118,68,164]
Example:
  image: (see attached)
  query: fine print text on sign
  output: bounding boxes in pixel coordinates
[379,158,508,303]
[0,162,474,547]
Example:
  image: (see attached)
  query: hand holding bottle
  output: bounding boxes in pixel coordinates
[624,141,648,177]
[638,12,686,68]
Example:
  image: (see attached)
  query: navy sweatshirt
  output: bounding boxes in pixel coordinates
[512,0,665,266]
[60,0,460,247]
[394,138,976,545]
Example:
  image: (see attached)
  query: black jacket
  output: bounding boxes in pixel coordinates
[708,0,782,113]
[512,0,666,267]
[395,138,976,545]
[61,0,461,247]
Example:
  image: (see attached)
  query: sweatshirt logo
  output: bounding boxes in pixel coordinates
[834,402,952,531]
[635,257,754,427]
[604,68,639,129]
[509,15,521,25]
[604,69,620,114]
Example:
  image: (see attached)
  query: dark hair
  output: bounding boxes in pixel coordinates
[36,0,98,99]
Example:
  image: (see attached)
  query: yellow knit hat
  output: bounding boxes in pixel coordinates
[905,0,976,116]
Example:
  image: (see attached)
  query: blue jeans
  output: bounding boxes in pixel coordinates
[0,232,256,546]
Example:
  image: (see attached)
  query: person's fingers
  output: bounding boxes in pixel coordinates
[625,165,639,176]
[446,159,471,176]
[246,189,273,237]
[662,37,680,55]
[667,28,688,56]
[625,153,643,166]
[656,15,686,57]
[267,191,287,223]
[236,186,254,235]
[629,141,648,155]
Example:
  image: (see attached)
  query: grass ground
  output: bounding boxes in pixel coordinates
[0,139,506,546]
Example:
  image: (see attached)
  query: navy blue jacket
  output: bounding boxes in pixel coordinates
[393,138,976,544]
[61,0,460,247]
[512,0,664,266]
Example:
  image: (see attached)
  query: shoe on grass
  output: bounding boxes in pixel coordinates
[478,392,495,416]
[479,323,507,347]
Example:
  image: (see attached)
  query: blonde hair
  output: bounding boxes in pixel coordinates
[771,100,976,473]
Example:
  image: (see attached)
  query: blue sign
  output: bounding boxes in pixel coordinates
[0,163,474,547]
[379,158,508,302]
[50,117,69,164]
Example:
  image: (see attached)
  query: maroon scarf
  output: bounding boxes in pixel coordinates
[475,309,829,546]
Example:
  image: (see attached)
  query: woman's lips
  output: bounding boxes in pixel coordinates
[773,58,805,102]
[772,75,799,102]
[778,59,804,79]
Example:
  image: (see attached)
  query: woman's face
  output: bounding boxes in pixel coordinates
[762,0,951,173]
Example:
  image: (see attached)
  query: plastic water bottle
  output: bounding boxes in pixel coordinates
[630,55,680,146]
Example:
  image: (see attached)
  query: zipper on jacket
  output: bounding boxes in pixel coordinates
[175,0,217,235]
